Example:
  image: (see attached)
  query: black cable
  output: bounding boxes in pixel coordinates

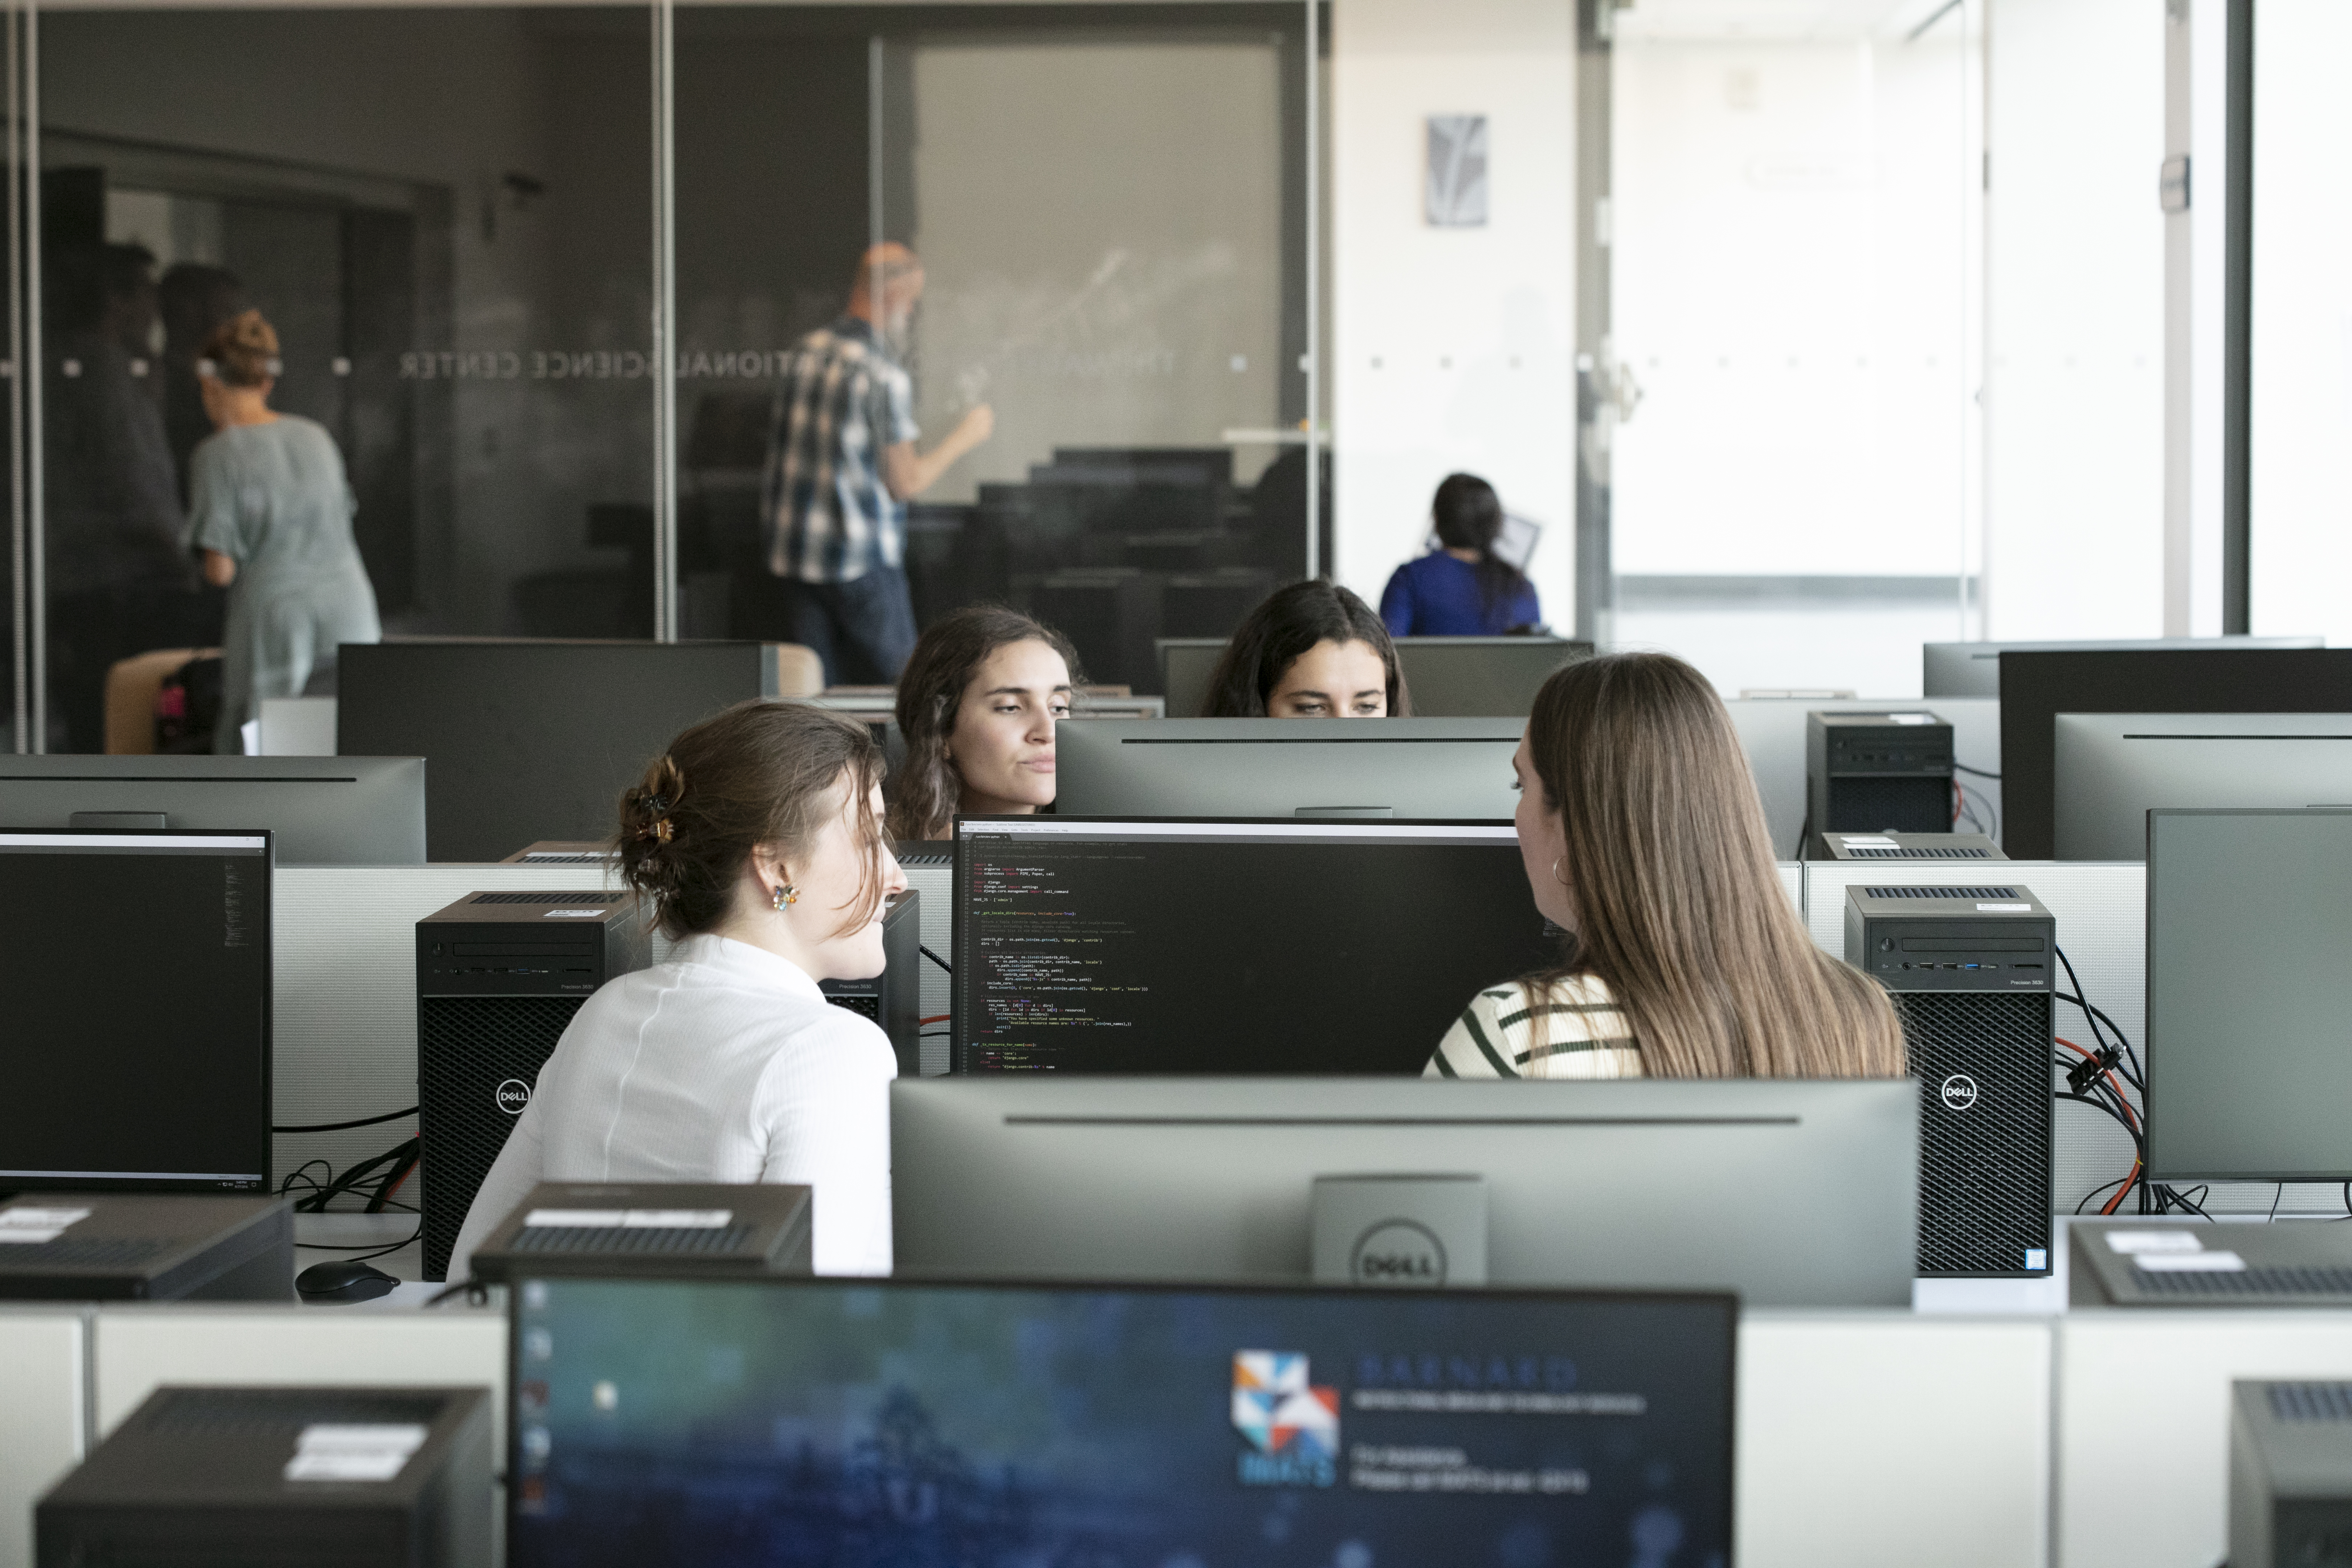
[2153,1183,2213,1220]
[2054,947,2147,1088]
[921,946,953,976]
[2055,993,2143,1088]
[367,1143,421,1215]
[275,1106,420,1134]
[2055,1088,2148,1213]
[2075,1175,2132,1215]
[1955,788,1992,839]
[1953,762,2001,780]
[423,1278,490,1307]
[294,1139,418,1215]
[1792,811,1810,863]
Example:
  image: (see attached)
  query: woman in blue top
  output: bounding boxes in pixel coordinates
[1379,473,1542,636]
[185,310,381,751]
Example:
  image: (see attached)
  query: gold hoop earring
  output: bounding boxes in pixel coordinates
[772,883,798,911]
[1551,857,1569,887]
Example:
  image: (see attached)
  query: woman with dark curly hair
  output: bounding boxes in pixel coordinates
[449,700,907,1281]
[1201,579,1409,719]
[886,605,1081,841]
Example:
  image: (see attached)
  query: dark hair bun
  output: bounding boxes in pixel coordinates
[199,309,281,388]
[613,702,886,941]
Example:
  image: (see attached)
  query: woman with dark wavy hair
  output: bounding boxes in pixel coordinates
[886,605,1081,841]
[450,700,907,1281]
[1200,579,1409,719]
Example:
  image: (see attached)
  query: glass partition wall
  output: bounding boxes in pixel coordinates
[1601,1,1984,699]
[6,0,1319,748]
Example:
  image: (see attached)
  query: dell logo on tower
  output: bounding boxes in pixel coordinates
[1940,1074,1979,1112]
[495,1079,532,1115]
[1350,1220,1448,1286]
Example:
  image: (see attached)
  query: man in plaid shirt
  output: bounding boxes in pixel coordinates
[762,243,994,683]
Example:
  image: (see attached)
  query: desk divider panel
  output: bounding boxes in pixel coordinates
[2057,1311,2352,1568]
[0,1310,86,1568]
[1739,1312,2050,1568]
[274,864,636,1196]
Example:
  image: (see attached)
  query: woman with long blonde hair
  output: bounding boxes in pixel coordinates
[1426,652,1906,1080]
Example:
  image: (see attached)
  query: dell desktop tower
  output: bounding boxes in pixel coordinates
[1845,882,2055,1278]
[1808,711,1956,837]
[818,890,921,1076]
[415,891,649,1281]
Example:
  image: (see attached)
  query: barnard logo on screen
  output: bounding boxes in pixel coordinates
[1939,1074,1979,1112]
[496,1079,532,1115]
[1232,1352,1339,1488]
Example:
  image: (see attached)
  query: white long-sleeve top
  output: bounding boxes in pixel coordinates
[447,933,897,1281]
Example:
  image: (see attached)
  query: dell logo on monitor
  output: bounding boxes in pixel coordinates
[1939,1074,1979,1112]
[495,1079,532,1115]
[1350,1220,1448,1286]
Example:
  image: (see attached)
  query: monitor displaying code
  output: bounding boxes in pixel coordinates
[952,819,1557,1074]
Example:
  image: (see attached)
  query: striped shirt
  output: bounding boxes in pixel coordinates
[762,317,920,584]
[1423,974,1644,1080]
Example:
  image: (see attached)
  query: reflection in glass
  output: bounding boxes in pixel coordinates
[676,7,1311,694]
[37,5,652,750]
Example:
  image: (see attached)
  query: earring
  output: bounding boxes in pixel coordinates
[1552,857,1570,887]
[772,883,798,911]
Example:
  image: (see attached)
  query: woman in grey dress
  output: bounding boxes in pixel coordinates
[186,310,380,752]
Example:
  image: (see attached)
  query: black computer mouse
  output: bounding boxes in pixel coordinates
[297,1259,400,1304]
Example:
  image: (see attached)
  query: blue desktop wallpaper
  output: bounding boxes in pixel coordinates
[511,1278,1732,1568]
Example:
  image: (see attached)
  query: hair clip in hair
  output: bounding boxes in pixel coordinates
[637,818,673,844]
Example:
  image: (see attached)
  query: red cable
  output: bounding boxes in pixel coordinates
[919,1014,951,1026]
[2058,1036,2144,1211]
[2103,1161,2142,1216]
[2057,1037,2137,1128]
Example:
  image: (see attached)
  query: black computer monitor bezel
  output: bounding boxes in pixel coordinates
[950,813,1524,1073]
[505,1270,1740,1566]
[0,825,274,1193]
[1998,648,2352,858]
[2145,806,2352,1183]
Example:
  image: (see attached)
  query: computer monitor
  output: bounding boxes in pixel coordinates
[339,640,797,861]
[2147,809,2352,1181]
[0,829,272,1192]
[893,1075,1919,1306]
[0,755,424,866]
[1922,636,2322,698]
[1999,649,2352,858]
[1051,719,1520,820]
[510,1273,1737,1566]
[1159,636,1592,718]
[952,817,1552,1073]
[2054,713,2352,859]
